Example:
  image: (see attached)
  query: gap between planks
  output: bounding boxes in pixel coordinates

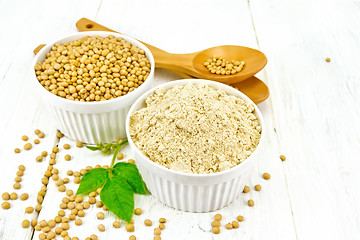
[30,133,61,240]
[94,0,104,21]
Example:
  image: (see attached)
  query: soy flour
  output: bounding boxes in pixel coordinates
[129,83,261,174]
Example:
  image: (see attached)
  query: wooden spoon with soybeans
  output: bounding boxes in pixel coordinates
[75,18,267,84]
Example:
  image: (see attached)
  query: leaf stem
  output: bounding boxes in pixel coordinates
[110,140,128,168]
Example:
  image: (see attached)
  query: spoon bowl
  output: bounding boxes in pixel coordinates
[192,45,267,84]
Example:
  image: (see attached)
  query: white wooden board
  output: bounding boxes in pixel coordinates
[0,0,359,239]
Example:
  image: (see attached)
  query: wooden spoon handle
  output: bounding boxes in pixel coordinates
[75,18,117,33]
[76,18,194,74]
[76,18,191,70]
[33,44,46,55]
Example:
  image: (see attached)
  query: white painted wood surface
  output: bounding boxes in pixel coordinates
[0,0,359,239]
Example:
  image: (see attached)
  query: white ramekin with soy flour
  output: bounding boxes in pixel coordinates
[126,79,265,212]
[32,31,155,144]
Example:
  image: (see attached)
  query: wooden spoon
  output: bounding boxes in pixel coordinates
[76,18,267,84]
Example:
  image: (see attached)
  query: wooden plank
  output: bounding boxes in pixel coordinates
[0,0,103,239]
[249,0,360,239]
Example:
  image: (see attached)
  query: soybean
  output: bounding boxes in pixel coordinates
[10,192,17,200]
[1,202,10,209]
[57,132,63,138]
[20,193,29,200]
[225,223,233,229]
[24,143,32,150]
[98,224,105,232]
[263,172,271,180]
[144,219,152,226]
[63,144,70,149]
[75,219,82,226]
[113,221,121,228]
[97,212,105,220]
[22,220,30,228]
[154,227,161,235]
[211,221,220,227]
[214,214,222,221]
[25,206,34,213]
[117,152,124,160]
[125,223,135,232]
[2,192,10,200]
[90,234,98,240]
[31,219,37,227]
[255,184,261,191]
[134,208,142,215]
[212,227,220,234]
[232,221,239,228]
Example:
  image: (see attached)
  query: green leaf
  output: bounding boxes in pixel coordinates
[100,177,134,223]
[76,168,109,195]
[85,145,102,151]
[112,162,148,195]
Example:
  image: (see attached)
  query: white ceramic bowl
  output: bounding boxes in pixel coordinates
[32,31,155,144]
[126,79,265,212]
